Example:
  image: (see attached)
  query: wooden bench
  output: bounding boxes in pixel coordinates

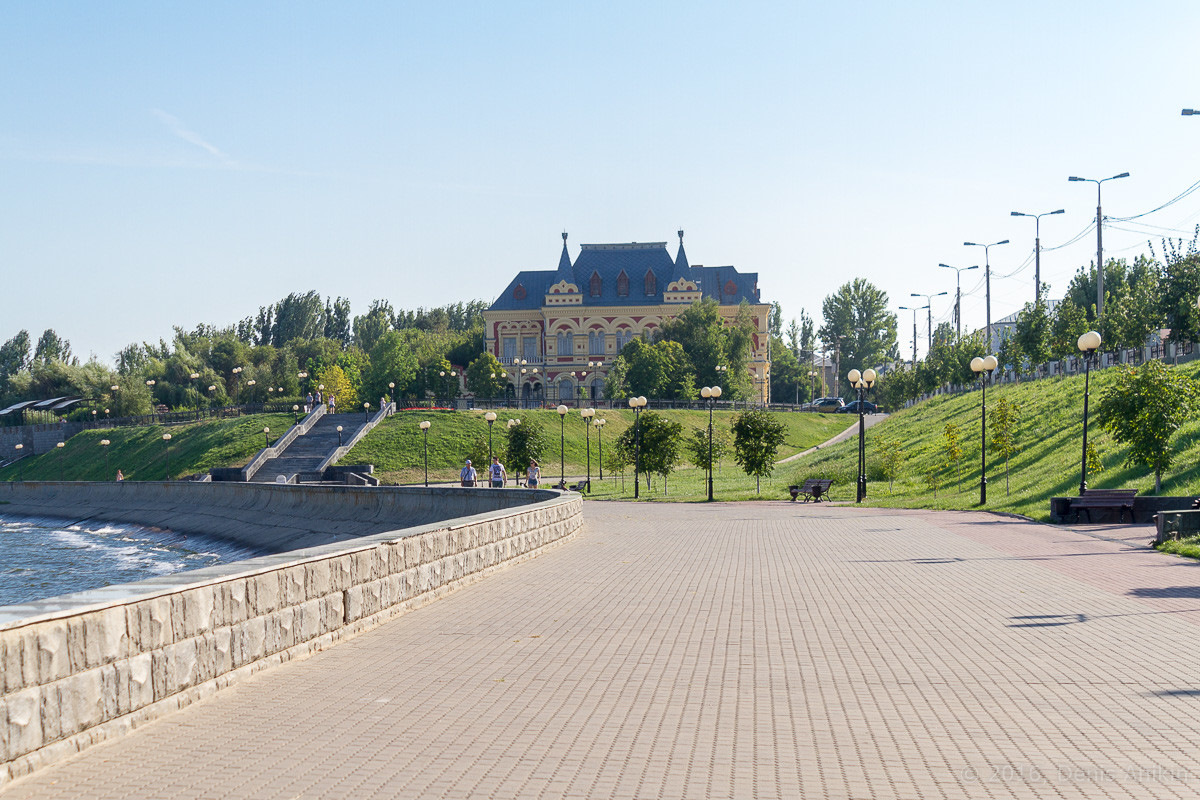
[569,479,590,493]
[1068,488,1137,523]
[789,478,833,503]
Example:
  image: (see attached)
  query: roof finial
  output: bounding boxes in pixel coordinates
[562,230,568,243]
[678,229,684,245]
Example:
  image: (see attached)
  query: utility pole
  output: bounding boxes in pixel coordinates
[964,240,1009,349]
[1069,172,1129,318]
[938,263,979,338]
[898,305,927,369]
[1011,209,1064,306]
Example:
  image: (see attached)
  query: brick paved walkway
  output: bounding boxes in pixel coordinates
[5,503,1200,799]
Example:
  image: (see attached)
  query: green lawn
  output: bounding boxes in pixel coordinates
[343,407,849,491]
[0,413,294,482]
[784,360,1200,519]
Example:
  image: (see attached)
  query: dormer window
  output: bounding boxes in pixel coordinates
[617,270,629,297]
[590,271,602,297]
[644,270,657,296]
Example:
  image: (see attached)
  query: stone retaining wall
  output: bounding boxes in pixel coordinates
[0,490,582,786]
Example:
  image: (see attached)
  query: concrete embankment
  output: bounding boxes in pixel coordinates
[0,482,582,786]
[0,481,557,552]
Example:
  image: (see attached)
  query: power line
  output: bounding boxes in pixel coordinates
[1108,177,1200,222]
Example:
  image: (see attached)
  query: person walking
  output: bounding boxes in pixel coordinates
[488,456,506,488]
[459,459,477,487]
[315,389,323,409]
[116,469,124,481]
[328,393,336,414]
[526,459,540,488]
[305,392,313,414]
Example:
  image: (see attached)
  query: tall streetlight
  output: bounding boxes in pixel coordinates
[263,427,271,448]
[13,443,23,481]
[336,425,344,446]
[419,420,431,486]
[809,369,818,406]
[963,240,1009,348]
[162,433,172,481]
[484,411,497,470]
[897,305,927,368]
[231,367,243,405]
[100,439,111,478]
[938,263,979,338]
[846,368,876,502]
[292,404,300,424]
[910,292,947,352]
[56,441,65,481]
[594,418,606,480]
[388,382,395,407]
[363,402,370,423]
[701,386,723,500]
[1077,330,1102,495]
[628,395,647,498]
[556,405,569,489]
[1010,209,1064,305]
[1068,172,1129,318]
[581,407,595,492]
[969,355,999,504]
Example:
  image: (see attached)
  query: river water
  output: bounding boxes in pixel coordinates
[0,515,265,607]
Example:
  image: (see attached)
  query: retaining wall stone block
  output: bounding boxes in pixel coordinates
[252,574,280,617]
[35,622,68,686]
[182,587,215,638]
[5,688,41,762]
[305,562,331,601]
[163,639,198,695]
[297,599,321,641]
[213,627,232,676]
[150,651,168,702]
[284,566,306,606]
[226,581,248,626]
[1,629,35,693]
[125,653,154,713]
[330,557,352,593]
[344,587,363,623]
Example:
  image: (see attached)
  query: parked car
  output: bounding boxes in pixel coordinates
[837,400,879,414]
[812,397,845,413]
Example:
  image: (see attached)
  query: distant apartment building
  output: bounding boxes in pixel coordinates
[483,232,771,404]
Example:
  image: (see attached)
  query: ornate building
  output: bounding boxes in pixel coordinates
[483,231,771,404]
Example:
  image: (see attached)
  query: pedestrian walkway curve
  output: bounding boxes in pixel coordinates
[5,503,1200,799]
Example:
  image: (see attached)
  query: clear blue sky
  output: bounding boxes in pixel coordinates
[3,1,1198,364]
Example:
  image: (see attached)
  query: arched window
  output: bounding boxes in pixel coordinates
[556,330,574,356]
[616,271,629,297]
[644,270,657,296]
[589,330,606,355]
[590,272,602,297]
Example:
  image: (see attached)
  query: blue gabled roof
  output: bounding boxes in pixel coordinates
[487,238,762,312]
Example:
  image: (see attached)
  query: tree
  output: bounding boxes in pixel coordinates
[1013,291,1051,375]
[1049,297,1088,361]
[686,426,730,473]
[1086,440,1104,480]
[505,419,549,483]
[878,437,905,493]
[656,298,724,389]
[1158,251,1200,345]
[353,300,394,354]
[990,396,1020,496]
[465,353,507,399]
[0,330,31,400]
[731,409,786,494]
[362,331,419,406]
[818,279,898,396]
[1094,360,1200,493]
[271,291,326,346]
[942,422,962,491]
[314,365,355,411]
[323,297,352,346]
[33,329,73,366]
[635,412,684,494]
[613,338,695,401]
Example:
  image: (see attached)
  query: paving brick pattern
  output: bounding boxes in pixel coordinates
[5,503,1200,799]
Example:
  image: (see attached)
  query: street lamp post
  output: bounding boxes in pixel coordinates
[485,411,497,472]
[581,407,595,492]
[263,427,271,448]
[162,433,172,481]
[1077,330,1102,495]
[14,444,23,481]
[1068,173,1129,318]
[293,405,299,424]
[100,439,111,477]
[1010,209,1065,305]
[56,441,65,481]
[701,386,723,501]
[231,367,243,406]
[847,369,876,502]
[336,425,343,446]
[963,240,1009,348]
[628,395,647,498]
[594,418,606,480]
[897,305,927,368]
[938,263,979,338]
[969,355,999,504]
[556,404,569,489]
[419,421,431,486]
[910,292,948,352]
[388,382,395,408]
[363,402,370,423]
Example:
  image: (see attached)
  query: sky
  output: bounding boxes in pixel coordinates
[3,1,1200,365]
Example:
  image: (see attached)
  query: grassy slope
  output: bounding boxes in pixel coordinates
[0,414,294,482]
[343,408,848,490]
[786,361,1200,519]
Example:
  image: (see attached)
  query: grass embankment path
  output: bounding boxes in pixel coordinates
[0,414,294,482]
[343,408,848,497]
[786,360,1200,521]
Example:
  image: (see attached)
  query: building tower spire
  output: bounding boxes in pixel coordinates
[675,228,689,272]
[557,230,572,277]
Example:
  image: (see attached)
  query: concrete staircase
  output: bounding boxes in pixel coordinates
[250,412,375,483]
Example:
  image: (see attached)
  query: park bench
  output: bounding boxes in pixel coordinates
[1068,488,1137,523]
[569,479,590,493]
[789,478,833,503]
